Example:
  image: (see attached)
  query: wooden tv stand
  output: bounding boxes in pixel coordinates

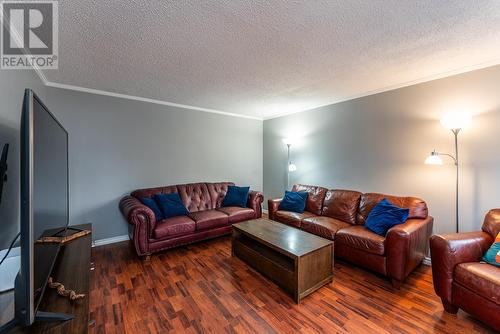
[2,224,92,334]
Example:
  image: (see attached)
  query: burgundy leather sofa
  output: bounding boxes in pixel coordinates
[430,209,500,331]
[120,182,263,258]
[268,184,433,287]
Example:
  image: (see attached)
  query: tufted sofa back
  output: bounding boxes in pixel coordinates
[131,182,234,213]
[131,185,178,198]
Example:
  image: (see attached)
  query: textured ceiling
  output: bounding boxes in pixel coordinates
[43,0,500,119]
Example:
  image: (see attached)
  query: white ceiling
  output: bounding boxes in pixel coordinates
[43,0,500,119]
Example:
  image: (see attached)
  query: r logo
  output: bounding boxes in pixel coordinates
[2,2,53,54]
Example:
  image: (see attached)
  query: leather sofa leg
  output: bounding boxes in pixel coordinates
[441,299,459,314]
[391,279,402,289]
[142,254,151,262]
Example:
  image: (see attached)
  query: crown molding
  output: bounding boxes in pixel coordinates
[32,68,262,121]
[32,58,500,122]
[263,58,500,120]
[43,81,263,120]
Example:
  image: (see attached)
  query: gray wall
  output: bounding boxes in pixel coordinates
[264,65,500,235]
[0,70,45,249]
[2,63,500,245]
[0,73,262,245]
[43,88,263,241]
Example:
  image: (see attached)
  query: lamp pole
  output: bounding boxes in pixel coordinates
[282,138,297,191]
[426,112,470,234]
[452,129,460,233]
[427,130,460,233]
[286,143,291,190]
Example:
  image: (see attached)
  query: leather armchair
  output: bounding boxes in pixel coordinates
[430,209,500,331]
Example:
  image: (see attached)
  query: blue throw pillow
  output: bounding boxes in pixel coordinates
[482,232,500,267]
[279,191,308,213]
[222,186,250,208]
[154,193,189,219]
[140,197,164,221]
[365,198,409,236]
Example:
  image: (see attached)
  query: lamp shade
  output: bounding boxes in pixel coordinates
[288,162,297,172]
[440,112,471,130]
[425,151,443,165]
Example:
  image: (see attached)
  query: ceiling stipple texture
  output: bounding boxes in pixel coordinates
[44,0,500,119]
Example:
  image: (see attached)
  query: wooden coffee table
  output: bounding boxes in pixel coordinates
[232,218,333,303]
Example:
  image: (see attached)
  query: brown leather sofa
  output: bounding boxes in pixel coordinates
[120,182,263,258]
[430,209,500,331]
[268,184,433,287]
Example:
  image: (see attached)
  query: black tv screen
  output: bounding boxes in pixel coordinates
[32,88,69,301]
[15,89,69,326]
[0,143,8,205]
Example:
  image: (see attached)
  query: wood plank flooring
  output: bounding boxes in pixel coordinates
[89,236,495,334]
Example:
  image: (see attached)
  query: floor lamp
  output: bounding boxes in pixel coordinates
[425,112,471,233]
[282,138,297,190]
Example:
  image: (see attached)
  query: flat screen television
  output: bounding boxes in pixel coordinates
[14,89,73,326]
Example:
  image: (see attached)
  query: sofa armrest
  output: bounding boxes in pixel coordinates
[429,230,493,304]
[119,195,156,256]
[386,216,434,283]
[247,190,264,218]
[267,198,282,220]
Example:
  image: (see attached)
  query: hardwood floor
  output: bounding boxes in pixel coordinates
[90,236,495,334]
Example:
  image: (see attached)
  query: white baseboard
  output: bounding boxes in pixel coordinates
[422,256,431,266]
[262,209,269,214]
[92,234,129,247]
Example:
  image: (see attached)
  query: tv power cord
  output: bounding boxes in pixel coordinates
[0,232,20,266]
[0,232,20,333]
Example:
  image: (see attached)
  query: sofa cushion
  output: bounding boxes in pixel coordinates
[357,193,427,225]
[274,210,316,228]
[292,184,328,215]
[222,185,250,208]
[482,232,500,267]
[454,262,500,305]
[321,189,362,225]
[154,193,189,218]
[279,191,308,213]
[365,198,409,236]
[301,216,350,240]
[154,216,196,239]
[335,225,386,255]
[217,206,255,224]
[140,197,164,221]
[189,209,229,231]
